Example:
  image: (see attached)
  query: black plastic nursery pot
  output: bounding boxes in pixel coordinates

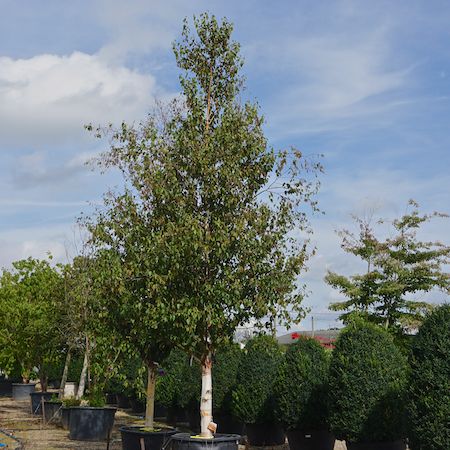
[30,391,53,415]
[68,406,116,441]
[120,426,177,450]
[170,433,240,450]
[245,422,285,446]
[61,407,71,430]
[213,413,245,435]
[167,406,188,426]
[116,393,131,408]
[346,440,406,450]
[43,400,63,425]
[106,393,118,405]
[129,397,146,413]
[12,383,35,401]
[286,429,335,450]
[154,403,168,419]
[0,379,13,397]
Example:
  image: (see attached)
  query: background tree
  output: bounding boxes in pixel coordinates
[0,256,64,391]
[87,13,321,437]
[326,201,450,334]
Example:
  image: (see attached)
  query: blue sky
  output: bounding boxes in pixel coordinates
[1,0,450,330]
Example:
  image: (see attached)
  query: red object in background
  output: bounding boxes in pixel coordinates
[289,332,335,349]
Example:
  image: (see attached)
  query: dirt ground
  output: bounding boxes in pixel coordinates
[0,397,346,450]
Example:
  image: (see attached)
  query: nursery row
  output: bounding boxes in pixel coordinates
[148,305,449,450]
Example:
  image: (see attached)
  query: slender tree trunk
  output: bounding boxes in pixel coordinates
[200,354,213,438]
[59,347,72,399]
[145,363,157,428]
[40,375,48,392]
[77,337,89,399]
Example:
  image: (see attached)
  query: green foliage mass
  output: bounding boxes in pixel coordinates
[326,201,450,334]
[274,337,330,431]
[328,321,408,444]
[0,256,64,387]
[156,349,200,409]
[231,335,283,424]
[213,343,242,414]
[408,304,450,450]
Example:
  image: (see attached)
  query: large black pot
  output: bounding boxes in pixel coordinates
[214,413,245,435]
[116,393,131,408]
[30,391,53,414]
[68,406,116,441]
[245,422,285,446]
[187,409,200,433]
[120,426,177,450]
[0,379,13,396]
[155,403,167,419]
[346,440,406,450]
[130,397,146,413]
[170,433,240,450]
[167,406,188,426]
[61,407,71,430]
[43,400,63,425]
[286,429,335,450]
[106,393,117,405]
[12,383,35,401]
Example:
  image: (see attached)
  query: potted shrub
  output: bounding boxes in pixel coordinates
[68,391,117,441]
[156,349,189,425]
[274,337,334,450]
[86,10,319,450]
[43,394,63,425]
[232,335,285,446]
[61,396,81,430]
[328,321,408,450]
[213,344,243,434]
[408,304,450,450]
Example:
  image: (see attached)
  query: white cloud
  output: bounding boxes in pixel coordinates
[0,52,158,147]
[0,223,76,270]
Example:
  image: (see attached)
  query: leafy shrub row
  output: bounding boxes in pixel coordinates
[137,305,450,448]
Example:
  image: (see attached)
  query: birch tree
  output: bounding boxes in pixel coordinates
[87,13,320,437]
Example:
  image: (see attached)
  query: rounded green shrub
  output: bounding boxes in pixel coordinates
[231,334,283,424]
[156,349,200,409]
[408,304,450,450]
[213,343,242,414]
[328,322,408,444]
[156,349,187,408]
[274,337,330,431]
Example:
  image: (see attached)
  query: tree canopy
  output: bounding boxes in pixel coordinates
[0,256,64,389]
[86,13,321,435]
[326,201,450,333]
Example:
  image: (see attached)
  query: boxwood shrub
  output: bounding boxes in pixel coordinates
[156,349,187,408]
[231,334,283,424]
[328,321,408,444]
[408,304,450,450]
[274,337,330,431]
[213,343,242,415]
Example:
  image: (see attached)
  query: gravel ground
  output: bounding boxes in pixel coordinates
[0,397,347,450]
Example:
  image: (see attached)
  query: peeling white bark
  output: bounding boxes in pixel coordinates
[200,354,213,438]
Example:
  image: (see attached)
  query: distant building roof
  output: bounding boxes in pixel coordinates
[277,329,341,346]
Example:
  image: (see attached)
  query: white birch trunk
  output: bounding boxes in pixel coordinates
[145,364,157,428]
[77,337,89,399]
[200,354,213,437]
[59,348,72,400]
